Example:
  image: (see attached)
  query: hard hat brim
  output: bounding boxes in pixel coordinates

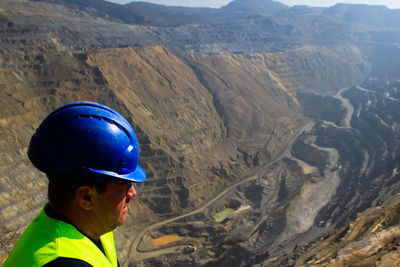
[89,165,147,183]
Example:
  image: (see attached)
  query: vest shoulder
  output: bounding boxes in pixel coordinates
[4,209,117,267]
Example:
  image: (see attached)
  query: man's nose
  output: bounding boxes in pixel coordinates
[127,183,136,198]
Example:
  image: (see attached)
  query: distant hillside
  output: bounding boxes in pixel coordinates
[32,0,400,29]
[31,0,147,24]
[323,3,400,28]
[124,2,220,25]
[220,0,289,16]
[279,5,324,15]
[33,0,290,26]
[29,0,400,54]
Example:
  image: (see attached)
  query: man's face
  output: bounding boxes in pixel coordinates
[92,181,137,233]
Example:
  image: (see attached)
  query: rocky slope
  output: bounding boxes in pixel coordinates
[295,193,400,266]
[1,0,400,266]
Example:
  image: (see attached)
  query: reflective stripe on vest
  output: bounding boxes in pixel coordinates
[4,206,118,267]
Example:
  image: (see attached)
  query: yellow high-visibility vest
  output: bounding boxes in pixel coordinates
[3,205,118,267]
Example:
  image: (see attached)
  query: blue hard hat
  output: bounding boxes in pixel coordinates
[28,101,146,183]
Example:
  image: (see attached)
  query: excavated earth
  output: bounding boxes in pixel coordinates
[1,0,400,266]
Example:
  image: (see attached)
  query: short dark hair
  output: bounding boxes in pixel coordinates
[46,174,106,210]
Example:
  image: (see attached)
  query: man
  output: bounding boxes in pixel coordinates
[4,101,146,266]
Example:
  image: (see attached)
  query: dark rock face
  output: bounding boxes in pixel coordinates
[0,0,400,266]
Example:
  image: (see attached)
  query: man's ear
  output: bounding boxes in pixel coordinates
[75,185,96,210]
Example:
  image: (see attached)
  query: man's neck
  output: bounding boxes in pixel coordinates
[48,203,102,241]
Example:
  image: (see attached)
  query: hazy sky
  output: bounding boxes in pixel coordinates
[105,0,400,9]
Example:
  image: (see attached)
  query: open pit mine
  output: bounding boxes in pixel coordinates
[1,0,400,266]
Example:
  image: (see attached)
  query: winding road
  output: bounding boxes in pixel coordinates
[335,87,354,128]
